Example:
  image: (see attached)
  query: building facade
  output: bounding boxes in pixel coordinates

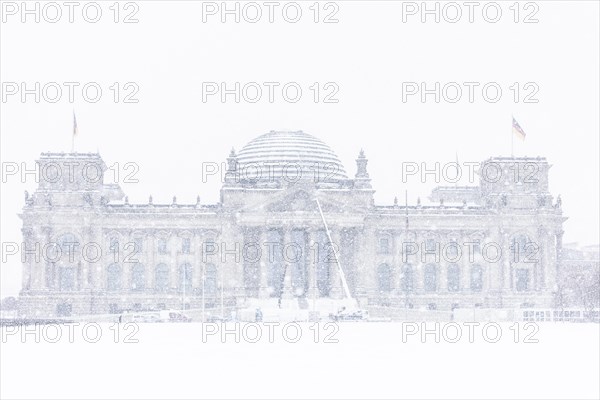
[18,130,566,317]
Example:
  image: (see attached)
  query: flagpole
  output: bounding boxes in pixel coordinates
[511,115,514,157]
[72,109,77,153]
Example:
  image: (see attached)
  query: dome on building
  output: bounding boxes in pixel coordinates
[235,130,348,184]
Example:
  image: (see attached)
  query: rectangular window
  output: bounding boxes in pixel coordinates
[56,303,72,317]
[472,239,481,255]
[447,265,460,292]
[379,238,390,254]
[445,240,459,259]
[470,266,483,292]
[182,238,191,254]
[424,266,437,292]
[516,268,530,292]
[158,238,167,254]
[425,238,437,252]
[400,265,413,292]
[109,237,119,254]
[133,237,143,253]
[59,267,76,292]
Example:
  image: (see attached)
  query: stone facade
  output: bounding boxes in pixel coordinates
[18,131,566,317]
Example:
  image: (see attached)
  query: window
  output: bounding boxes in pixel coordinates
[107,264,122,291]
[470,265,483,292]
[377,264,392,293]
[203,238,217,257]
[157,238,167,255]
[400,264,413,292]
[133,237,143,254]
[204,263,217,297]
[379,237,390,254]
[179,263,193,292]
[155,264,170,292]
[424,264,437,292]
[516,268,530,292]
[109,236,119,254]
[56,303,72,317]
[447,264,460,292]
[57,233,79,257]
[471,239,481,256]
[425,238,437,252]
[446,241,459,261]
[511,234,529,263]
[131,264,145,291]
[59,266,76,291]
[182,238,191,254]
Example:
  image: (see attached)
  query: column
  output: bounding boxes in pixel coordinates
[79,228,89,290]
[439,261,447,292]
[259,229,269,298]
[170,233,177,291]
[30,227,46,291]
[329,228,342,298]
[306,228,317,299]
[501,232,511,293]
[147,233,155,291]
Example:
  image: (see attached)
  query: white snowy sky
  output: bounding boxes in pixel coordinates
[1,0,599,296]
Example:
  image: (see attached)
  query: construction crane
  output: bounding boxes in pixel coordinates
[314,197,361,310]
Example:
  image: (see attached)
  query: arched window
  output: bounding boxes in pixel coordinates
[400,264,413,292]
[131,264,145,291]
[107,264,122,291]
[59,266,76,291]
[424,264,437,292]
[179,263,193,292]
[204,263,217,297]
[470,265,483,292]
[447,264,460,292]
[377,263,392,293]
[155,264,170,292]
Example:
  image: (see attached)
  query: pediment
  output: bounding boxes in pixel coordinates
[239,188,360,215]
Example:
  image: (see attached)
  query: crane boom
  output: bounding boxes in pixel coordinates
[315,197,357,305]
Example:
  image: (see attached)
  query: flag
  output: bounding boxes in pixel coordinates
[73,111,78,137]
[512,116,526,141]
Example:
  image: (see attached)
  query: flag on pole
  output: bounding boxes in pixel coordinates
[73,111,78,137]
[512,116,526,141]
[71,110,78,153]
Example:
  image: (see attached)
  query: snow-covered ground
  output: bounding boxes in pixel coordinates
[1,322,598,399]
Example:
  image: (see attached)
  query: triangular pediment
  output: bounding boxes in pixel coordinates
[267,190,320,212]
[238,187,364,215]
